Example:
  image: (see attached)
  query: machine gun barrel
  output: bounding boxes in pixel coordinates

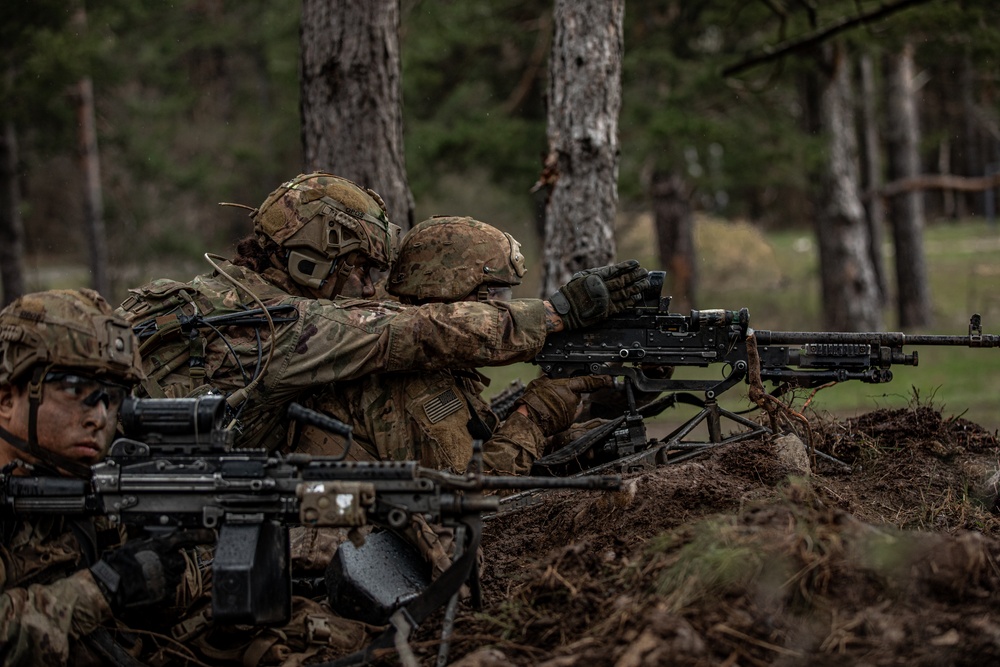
[753,313,999,385]
[755,330,1000,348]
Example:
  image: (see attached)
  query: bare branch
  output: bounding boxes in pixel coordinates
[867,173,1000,201]
[502,10,553,116]
[722,0,934,78]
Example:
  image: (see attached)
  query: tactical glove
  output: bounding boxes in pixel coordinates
[514,375,614,436]
[549,260,650,330]
[90,529,214,612]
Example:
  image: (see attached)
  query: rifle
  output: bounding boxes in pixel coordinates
[529,270,1000,475]
[0,395,619,664]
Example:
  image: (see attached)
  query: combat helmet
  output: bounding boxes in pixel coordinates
[388,216,526,302]
[0,288,143,387]
[252,172,401,295]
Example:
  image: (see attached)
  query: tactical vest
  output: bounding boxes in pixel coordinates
[118,279,218,400]
[118,268,301,452]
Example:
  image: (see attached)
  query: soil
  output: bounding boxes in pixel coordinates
[403,406,1000,666]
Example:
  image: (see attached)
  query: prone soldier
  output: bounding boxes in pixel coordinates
[0,289,199,666]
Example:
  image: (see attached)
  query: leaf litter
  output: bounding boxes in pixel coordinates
[396,407,1000,666]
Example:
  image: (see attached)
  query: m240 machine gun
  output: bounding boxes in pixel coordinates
[530,271,1000,474]
[0,395,620,665]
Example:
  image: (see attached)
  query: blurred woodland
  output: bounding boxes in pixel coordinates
[2,0,999,329]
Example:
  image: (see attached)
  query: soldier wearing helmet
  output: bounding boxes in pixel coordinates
[250,172,400,299]
[0,289,200,665]
[387,215,526,304]
[118,172,651,453]
[0,288,142,476]
[292,217,613,476]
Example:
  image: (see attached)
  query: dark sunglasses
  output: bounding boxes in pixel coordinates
[43,371,129,409]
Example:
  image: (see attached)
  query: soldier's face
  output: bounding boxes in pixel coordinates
[0,373,122,468]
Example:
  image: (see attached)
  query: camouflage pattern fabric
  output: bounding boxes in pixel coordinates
[254,173,393,258]
[252,173,401,292]
[0,515,121,667]
[289,526,358,573]
[293,369,547,475]
[165,595,371,666]
[387,215,525,302]
[289,367,544,603]
[0,288,142,386]
[118,259,548,451]
[483,409,549,473]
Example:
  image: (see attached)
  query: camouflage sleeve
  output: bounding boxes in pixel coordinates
[483,410,548,475]
[384,299,548,373]
[0,569,112,665]
[282,297,548,385]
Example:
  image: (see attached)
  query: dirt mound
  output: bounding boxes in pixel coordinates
[814,407,1000,534]
[400,406,1000,666]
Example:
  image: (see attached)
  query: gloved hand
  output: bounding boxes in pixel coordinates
[548,260,650,330]
[90,529,215,612]
[514,375,614,436]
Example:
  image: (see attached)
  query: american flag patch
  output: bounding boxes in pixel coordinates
[423,389,463,423]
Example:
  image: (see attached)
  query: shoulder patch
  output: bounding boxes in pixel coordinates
[423,389,463,424]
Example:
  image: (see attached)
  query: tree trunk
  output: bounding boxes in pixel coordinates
[815,41,882,332]
[540,0,624,296]
[859,53,887,306]
[651,171,696,311]
[938,137,955,219]
[73,6,110,298]
[885,42,931,328]
[959,49,979,218]
[75,74,110,298]
[0,117,26,307]
[300,0,414,230]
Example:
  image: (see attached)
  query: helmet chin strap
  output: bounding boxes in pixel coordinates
[0,367,92,478]
[326,250,361,298]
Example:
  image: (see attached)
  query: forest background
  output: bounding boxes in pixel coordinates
[2,0,1000,427]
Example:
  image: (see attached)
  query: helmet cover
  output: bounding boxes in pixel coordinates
[252,173,401,289]
[0,289,144,386]
[388,216,525,302]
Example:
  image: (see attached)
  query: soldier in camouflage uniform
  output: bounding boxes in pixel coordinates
[0,291,379,666]
[117,172,651,453]
[292,215,613,475]
[0,289,197,666]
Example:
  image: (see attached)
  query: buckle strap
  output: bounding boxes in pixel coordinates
[171,606,213,643]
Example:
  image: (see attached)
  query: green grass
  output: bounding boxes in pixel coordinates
[738,220,1000,430]
[483,217,1000,433]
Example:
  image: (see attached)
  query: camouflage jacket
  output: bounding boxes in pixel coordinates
[117,259,548,451]
[291,369,546,475]
[0,515,120,667]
